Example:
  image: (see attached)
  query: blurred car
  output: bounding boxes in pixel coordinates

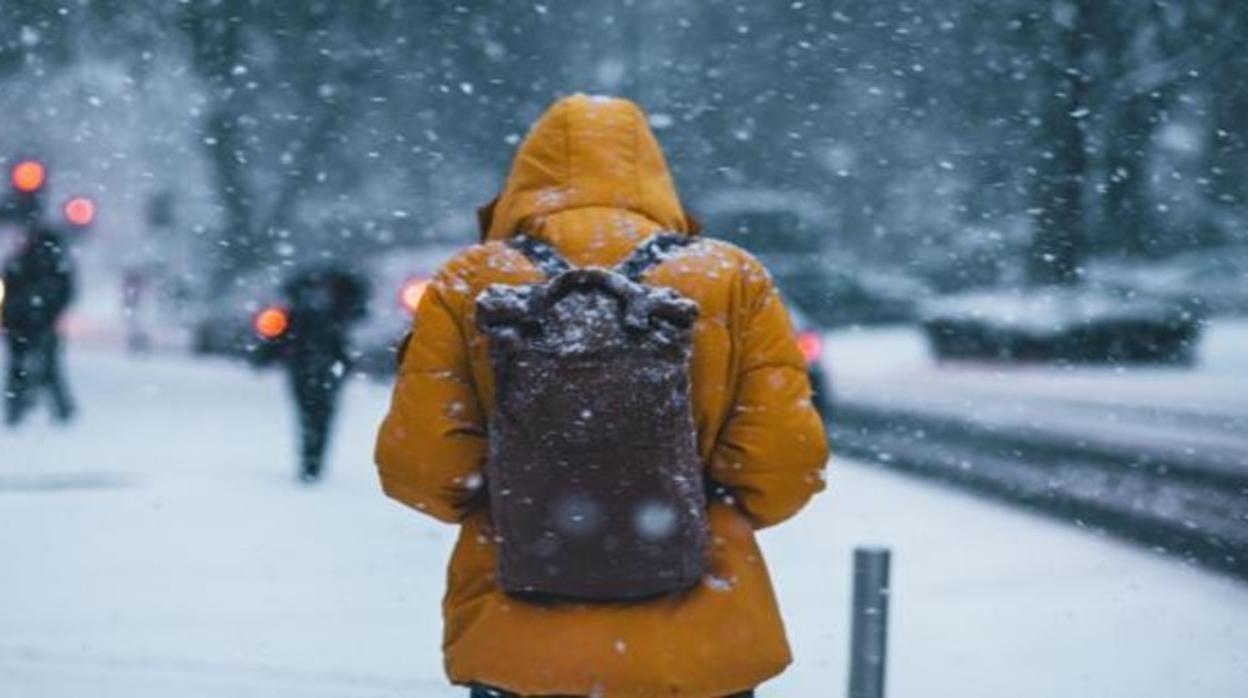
[919,287,1202,365]
[696,187,928,327]
[1085,245,1248,317]
[787,300,832,418]
[190,266,285,357]
[352,245,457,378]
[190,247,458,374]
[768,256,927,327]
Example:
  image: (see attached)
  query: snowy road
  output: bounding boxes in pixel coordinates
[3,347,1248,697]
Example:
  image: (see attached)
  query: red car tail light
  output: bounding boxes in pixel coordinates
[796,330,823,365]
[254,306,290,339]
[400,278,430,314]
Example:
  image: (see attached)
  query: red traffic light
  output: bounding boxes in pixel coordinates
[254,306,290,339]
[11,160,46,193]
[64,197,96,227]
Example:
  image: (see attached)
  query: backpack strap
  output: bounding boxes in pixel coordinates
[509,234,573,278]
[615,233,693,282]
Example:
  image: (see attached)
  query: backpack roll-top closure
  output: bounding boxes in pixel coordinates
[476,267,699,356]
[477,233,699,355]
[473,233,710,601]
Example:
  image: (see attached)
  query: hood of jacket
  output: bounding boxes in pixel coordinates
[480,94,696,241]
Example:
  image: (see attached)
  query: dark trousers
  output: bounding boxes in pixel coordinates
[469,687,754,697]
[287,353,345,478]
[5,329,74,425]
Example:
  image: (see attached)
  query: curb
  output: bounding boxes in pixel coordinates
[827,402,1248,581]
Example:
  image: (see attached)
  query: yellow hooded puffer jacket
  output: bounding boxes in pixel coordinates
[376,94,828,697]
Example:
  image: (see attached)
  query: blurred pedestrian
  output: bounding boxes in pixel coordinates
[2,222,77,427]
[121,265,153,354]
[256,264,368,483]
[375,95,828,697]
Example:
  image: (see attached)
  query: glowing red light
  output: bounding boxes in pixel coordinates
[796,331,823,365]
[254,306,290,339]
[400,278,430,314]
[11,160,46,193]
[64,197,96,226]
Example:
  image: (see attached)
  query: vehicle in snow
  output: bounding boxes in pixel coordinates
[919,286,1203,365]
[190,265,286,358]
[1085,245,1248,317]
[788,300,832,418]
[351,245,457,378]
[696,187,928,327]
[189,246,456,375]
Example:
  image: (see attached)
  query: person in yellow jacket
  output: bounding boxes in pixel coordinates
[375,94,828,697]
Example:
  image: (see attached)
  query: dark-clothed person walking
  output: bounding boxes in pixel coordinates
[2,226,76,426]
[256,265,367,482]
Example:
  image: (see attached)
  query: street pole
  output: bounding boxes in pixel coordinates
[848,547,891,698]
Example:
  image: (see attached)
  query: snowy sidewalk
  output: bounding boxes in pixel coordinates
[2,348,1247,696]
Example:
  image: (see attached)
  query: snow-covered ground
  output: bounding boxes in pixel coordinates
[820,320,1248,473]
[3,347,1248,697]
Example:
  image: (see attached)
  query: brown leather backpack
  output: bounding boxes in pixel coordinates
[475,233,708,601]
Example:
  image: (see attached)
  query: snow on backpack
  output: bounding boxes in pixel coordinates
[475,233,709,600]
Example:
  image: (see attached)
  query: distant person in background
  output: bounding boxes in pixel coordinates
[2,222,77,427]
[255,264,368,483]
[121,265,153,354]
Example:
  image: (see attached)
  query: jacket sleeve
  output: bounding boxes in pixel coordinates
[709,266,829,528]
[374,255,487,523]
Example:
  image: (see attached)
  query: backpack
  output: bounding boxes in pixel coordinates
[475,233,709,601]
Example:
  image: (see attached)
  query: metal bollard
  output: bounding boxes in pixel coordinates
[848,547,891,698]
